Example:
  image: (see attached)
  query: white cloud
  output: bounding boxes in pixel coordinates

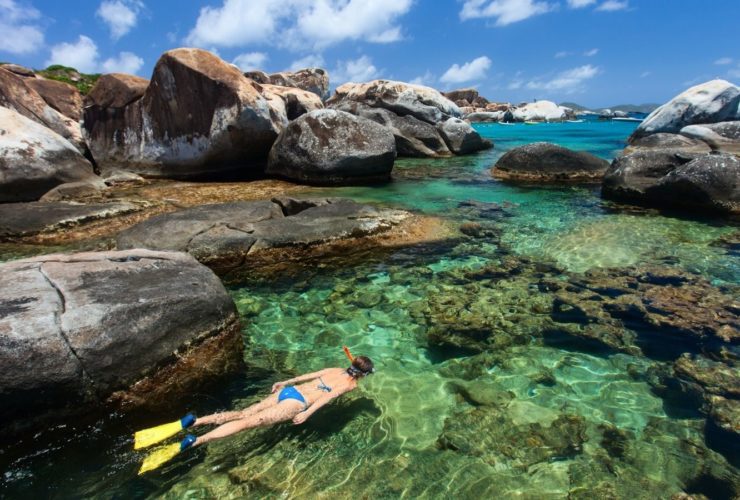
[584,48,599,57]
[640,71,651,78]
[46,35,99,73]
[714,57,733,65]
[526,64,599,93]
[554,51,570,58]
[0,0,45,55]
[186,0,412,50]
[332,55,379,84]
[508,79,523,90]
[567,0,595,7]
[460,0,555,26]
[409,71,434,86]
[46,35,144,75]
[96,0,143,40]
[288,54,325,71]
[232,52,268,71]
[440,56,492,84]
[596,0,628,11]
[102,51,144,74]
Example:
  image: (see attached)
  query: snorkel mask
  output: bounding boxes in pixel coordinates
[343,345,375,377]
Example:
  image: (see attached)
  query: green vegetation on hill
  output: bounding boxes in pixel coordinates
[35,65,101,95]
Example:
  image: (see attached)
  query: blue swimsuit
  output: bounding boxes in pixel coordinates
[278,378,333,410]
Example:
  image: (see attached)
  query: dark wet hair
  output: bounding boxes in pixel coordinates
[347,356,374,378]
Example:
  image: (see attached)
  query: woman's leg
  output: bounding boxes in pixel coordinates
[194,393,280,426]
[194,400,303,446]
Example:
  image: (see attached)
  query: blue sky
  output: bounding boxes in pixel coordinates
[1,0,739,107]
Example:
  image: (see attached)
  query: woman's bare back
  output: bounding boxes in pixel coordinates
[295,367,356,405]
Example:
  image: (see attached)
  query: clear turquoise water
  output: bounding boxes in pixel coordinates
[1,119,738,499]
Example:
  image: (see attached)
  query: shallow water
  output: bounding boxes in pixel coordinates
[2,119,739,499]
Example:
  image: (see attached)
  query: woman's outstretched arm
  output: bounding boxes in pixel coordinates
[271,368,334,392]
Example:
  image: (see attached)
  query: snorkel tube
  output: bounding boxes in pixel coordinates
[343,345,355,363]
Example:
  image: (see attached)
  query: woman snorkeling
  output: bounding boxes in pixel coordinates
[135,349,374,473]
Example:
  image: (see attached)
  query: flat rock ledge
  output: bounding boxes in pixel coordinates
[116,197,418,277]
[0,249,242,437]
[492,142,609,183]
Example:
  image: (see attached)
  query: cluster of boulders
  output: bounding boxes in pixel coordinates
[1,48,492,202]
[443,87,576,123]
[489,79,739,214]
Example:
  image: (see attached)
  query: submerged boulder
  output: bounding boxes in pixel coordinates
[82,48,288,179]
[0,67,85,151]
[492,142,609,182]
[630,80,740,141]
[0,107,97,202]
[327,80,461,125]
[0,249,242,434]
[266,109,396,184]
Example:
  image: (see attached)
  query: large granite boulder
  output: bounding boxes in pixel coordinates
[601,149,740,213]
[327,80,461,125]
[630,80,740,141]
[82,48,288,179]
[679,121,740,153]
[0,67,85,151]
[512,100,573,122]
[265,109,396,184]
[330,101,451,157]
[465,111,505,122]
[25,78,83,122]
[0,249,242,434]
[84,72,148,109]
[437,117,492,155]
[644,153,740,213]
[116,198,409,274]
[260,83,324,120]
[0,63,36,78]
[0,107,97,202]
[625,132,711,154]
[492,142,609,182]
[269,68,330,101]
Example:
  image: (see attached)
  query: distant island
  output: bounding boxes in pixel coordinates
[560,101,660,114]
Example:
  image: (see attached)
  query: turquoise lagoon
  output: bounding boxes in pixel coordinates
[1,119,738,499]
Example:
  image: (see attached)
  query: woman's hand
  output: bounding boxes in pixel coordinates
[271,381,285,393]
[293,412,310,425]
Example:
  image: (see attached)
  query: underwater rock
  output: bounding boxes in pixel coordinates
[0,200,141,238]
[83,48,287,179]
[0,107,98,203]
[265,109,396,185]
[492,142,609,183]
[673,354,740,399]
[0,67,85,152]
[117,198,410,275]
[0,249,242,437]
[630,79,740,141]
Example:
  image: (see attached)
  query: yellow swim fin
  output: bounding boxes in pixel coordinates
[138,435,197,475]
[134,413,196,450]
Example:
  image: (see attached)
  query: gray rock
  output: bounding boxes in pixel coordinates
[260,83,323,120]
[0,107,96,203]
[645,153,740,213]
[332,101,450,157]
[465,111,505,122]
[116,198,409,273]
[437,117,492,155]
[102,170,147,186]
[0,63,36,78]
[25,78,83,122]
[270,68,330,101]
[326,79,461,125]
[626,133,711,153]
[0,249,241,432]
[630,79,740,141]
[266,109,396,184]
[0,200,140,238]
[39,180,107,202]
[443,88,479,104]
[601,150,704,204]
[492,142,609,182]
[680,121,740,153]
[82,48,288,179]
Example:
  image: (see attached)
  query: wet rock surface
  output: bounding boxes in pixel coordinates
[117,197,410,274]
[0,249,242,436]
[493,142,609,182]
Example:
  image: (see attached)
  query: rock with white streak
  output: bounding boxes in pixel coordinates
[0,107,97,202]
[679,121,740,153]
[82,48,288,179]
[630,80,740,141]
